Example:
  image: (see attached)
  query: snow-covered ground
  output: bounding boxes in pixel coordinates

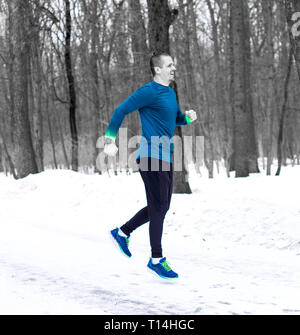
[1,163,300,315]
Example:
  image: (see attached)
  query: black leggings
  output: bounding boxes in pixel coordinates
[121,158,173,258]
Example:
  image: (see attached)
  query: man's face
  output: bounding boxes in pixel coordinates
[155,55,176,83]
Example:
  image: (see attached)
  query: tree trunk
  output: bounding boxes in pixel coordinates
[12,0,38,178]
[32,25,44,172]
[275,47,293,176]
[90,1,101,171]
[179,0,197,109]
[65,0,78,171]
[230,0,258,177]
[147,0,191,193]
[7,1,16,145]
[206,0,231,176]
[49,52,70,168]
[228,0,236,172]
[0,129,17,178]
[147,0,177,53]
[179,0,198,169]
[129,0,150,138]
[129,0,151,88]
[44,60,58,169]
[189,1,214,177]
[99,0,124,136]
[262,0,276,176]
[242,0,259,174]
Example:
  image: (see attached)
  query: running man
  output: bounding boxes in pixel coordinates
[104,51,197,279]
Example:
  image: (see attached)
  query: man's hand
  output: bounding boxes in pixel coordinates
[104,137,118,156]
[185,109,197,122]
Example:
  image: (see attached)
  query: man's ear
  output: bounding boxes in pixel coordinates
[154,66,161,74]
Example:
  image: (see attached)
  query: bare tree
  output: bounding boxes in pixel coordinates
[276,47,293,175]
[65,0,78,171]
[129,0,150,88]
[128,0,150,138]
[262,0,277,175]
[230,0,258,177]
[188,0,215,178]
[206,0,231,176]
[11,0,38,178]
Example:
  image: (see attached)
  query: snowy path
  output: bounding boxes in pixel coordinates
[1,167,300,314]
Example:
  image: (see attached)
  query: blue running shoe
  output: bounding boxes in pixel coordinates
[110,228,132,258]
[147,257,178,279]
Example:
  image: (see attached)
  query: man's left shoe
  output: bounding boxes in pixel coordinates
[147,257,178,279]
[110,228,132,257]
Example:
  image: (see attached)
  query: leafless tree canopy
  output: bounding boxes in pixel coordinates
[0,0,299,180]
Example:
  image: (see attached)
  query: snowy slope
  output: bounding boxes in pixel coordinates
[1,164,300,315]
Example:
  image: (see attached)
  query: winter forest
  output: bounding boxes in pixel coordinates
[2,0,300,316]
[0,0,300,186]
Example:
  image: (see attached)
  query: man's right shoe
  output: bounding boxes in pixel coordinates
[110,228,132,257]
[147,257,178,279]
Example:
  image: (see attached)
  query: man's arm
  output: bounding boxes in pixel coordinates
[104,85,155,156]
[176,107,197,126]
[105,85,154,140]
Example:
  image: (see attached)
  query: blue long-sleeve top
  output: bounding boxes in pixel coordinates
[105,80,192,162]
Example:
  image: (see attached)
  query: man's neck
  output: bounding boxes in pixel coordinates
[153,77,170,87]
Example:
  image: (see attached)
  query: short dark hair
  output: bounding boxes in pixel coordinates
[149,51,171,77]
